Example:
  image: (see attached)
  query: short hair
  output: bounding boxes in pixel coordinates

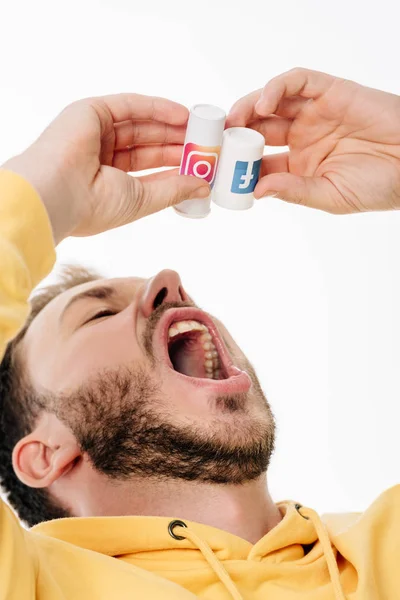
[0,265,102,527]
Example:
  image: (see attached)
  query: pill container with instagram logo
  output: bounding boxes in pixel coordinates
[212,127,265,211]
[174,104,226,218]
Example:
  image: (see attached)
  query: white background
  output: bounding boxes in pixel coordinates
[1,0,400,516]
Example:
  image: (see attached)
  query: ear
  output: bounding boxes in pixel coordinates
[12,413,82,489]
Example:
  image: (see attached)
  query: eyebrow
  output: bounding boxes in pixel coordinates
[60,285,117,325]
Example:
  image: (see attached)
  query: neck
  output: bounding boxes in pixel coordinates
[56,462,282,544]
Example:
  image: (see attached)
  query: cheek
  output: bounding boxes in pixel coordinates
[38,330,143,394]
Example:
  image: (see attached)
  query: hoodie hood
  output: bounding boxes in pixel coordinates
[32,500,316,559]
[33,500,346,600]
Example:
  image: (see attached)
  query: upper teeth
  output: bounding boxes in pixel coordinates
[168,320,206,338]
[168,320,221,379]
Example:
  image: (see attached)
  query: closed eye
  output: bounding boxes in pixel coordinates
[84,309,117,324]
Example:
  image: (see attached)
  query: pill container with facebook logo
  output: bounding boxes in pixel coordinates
[212,127,265,210]
[174,104,226,218]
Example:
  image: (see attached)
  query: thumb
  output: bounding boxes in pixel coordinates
[255,173,344,214]
[137,174,211,218]
[79,168,211,236]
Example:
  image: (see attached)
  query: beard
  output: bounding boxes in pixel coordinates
[50,303,276,485]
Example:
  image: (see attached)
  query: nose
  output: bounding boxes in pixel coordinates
[139,270,189,318]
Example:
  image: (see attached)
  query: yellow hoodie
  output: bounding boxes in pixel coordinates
[0,169,399,600]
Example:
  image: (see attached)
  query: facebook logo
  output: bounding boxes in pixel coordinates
[231,159,262,194]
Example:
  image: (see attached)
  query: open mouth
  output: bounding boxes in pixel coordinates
[168,320,227,380]
[154,308,251,393]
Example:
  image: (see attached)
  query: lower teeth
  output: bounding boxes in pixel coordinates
[205,365,221,379]
[199,331,222,379]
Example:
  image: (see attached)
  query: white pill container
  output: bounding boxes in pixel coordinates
[175,104,226,218]
[212,127,265,211]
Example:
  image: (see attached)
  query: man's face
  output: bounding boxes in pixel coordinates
[21,270,275,484]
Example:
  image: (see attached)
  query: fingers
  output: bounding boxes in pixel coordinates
[254,172,345,213]
[94,93,190,125]
[114,120,187,150]
[255,68,336,117]
[228,98,308,129]
[112,144,183,173]
[248,117,292,146]
[260,152,289,176]
[275,96,310,119]
[228,68,335,125]
[227,89,263,126]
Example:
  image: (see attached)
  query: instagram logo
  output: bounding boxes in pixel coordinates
[180,142,220,186]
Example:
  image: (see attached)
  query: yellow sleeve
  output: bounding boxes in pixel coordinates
[0,169,56,361]
[0,500,38,599]
[0,169,56,600]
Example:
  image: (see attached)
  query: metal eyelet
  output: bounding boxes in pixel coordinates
[168,519,188,540]
[295,503,310,520]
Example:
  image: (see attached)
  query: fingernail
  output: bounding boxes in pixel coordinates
[189,186,210,199]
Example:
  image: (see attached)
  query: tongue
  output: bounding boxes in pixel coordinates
[171,337,207,378]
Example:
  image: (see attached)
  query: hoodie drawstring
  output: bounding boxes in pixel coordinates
[296,505,347,600]
[170,505,347,600]
[170,521,244,600]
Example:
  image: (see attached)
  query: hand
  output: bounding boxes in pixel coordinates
[227,68,400,214]
[2,94,210,244]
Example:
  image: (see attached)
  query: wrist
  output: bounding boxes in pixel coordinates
[2,148,80,245]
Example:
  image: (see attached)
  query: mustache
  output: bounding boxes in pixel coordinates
[142,300,196,363]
